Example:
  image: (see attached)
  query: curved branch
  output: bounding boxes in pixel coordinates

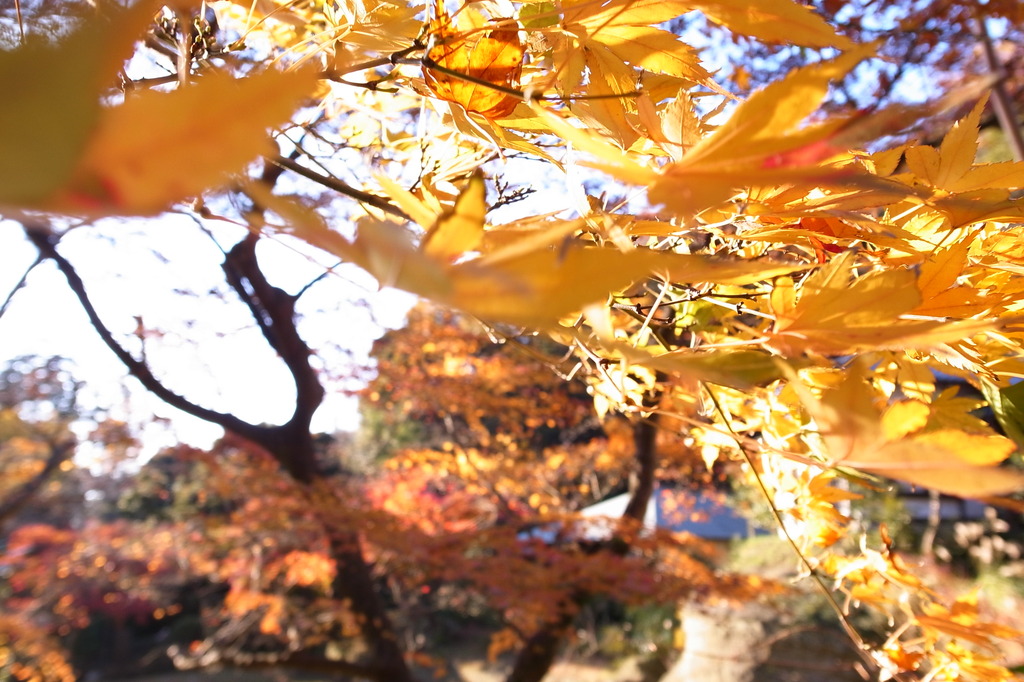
[220,231,325,480]
[22,224,266,443]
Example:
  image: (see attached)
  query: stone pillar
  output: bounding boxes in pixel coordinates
[662,600,774,682]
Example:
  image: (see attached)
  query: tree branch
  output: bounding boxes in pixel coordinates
[25,219,416,681]
[973,16,1024,162]
[0,436,74,527]
[621,413,658,524]
[220,230,325,481]
[22,224,266,444]
[269,156,409,220]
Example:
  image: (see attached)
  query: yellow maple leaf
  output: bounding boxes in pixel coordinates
[919,592,1023,648]
[638,349,787,390]
[575,48,640,148]
[657,90,704,162]
[902,96,1024,196]
[647,45,878,216]
[560,0,720,109]
[690,0,854,49]
[913,232,999,318]
[765,252,999,356]
[914,97,985,191]
[564,0,850,49]
[585,25,710,82]
[879,400,930,440]
[60,68,318,215]
[790,366,1024,497]
[422,172,487,261]
[929,642,1020,682]
[284,171,806,327]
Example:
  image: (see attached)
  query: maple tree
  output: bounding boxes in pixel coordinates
[3,0,1024,679]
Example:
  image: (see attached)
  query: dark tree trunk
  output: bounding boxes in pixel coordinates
[25,217,419,682]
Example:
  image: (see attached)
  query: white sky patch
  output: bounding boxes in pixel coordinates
[0,217,414,463]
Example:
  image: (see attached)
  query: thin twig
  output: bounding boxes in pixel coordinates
[700,382,916,682]
[973,16,1024,161]
[418,55,642,102]
[294,261,341,300]
[0,255,42,321]
[14,0,24,44]
[269,156,409,219]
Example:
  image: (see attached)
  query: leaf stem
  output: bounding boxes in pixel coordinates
[700,381,916,682]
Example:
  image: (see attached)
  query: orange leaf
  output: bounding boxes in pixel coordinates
[62,68,318,215]
[423,7,524,119]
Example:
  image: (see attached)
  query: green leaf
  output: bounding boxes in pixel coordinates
[518,2,558,29]
[981,380,1024,454]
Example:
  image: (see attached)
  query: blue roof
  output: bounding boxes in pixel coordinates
[578,485,758,541]
[654,488,754,540]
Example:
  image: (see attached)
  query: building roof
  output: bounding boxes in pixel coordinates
[580,485,757,541]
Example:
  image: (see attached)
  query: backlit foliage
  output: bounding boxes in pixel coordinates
[3,0,1024,679]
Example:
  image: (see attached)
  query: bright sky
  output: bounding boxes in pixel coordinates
[0,217,415,457]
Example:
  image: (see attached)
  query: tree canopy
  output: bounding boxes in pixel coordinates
[3,0,1024,680]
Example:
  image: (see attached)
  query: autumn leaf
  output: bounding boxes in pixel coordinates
[289,172,807,327]
[764,251,1000,356]
[0,1,157,207]
[690,0,854,48]
[422,172,487,261]
[632,348,788,390]
[647,45,878,216]
[573,48,640,148]
[657,90,704,162]
[423,6,524,119]
[58,68,319,215]
[561,0,719,113]
[790,365,1024,497]
[531,46,894,218]
[563,0,850,49]
[10,0,1024,680]
[900,95,1024,196]
[980,380,1024,454]
[913,231,998,318]
[905,98,985,192]
[918,592,1023,648]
